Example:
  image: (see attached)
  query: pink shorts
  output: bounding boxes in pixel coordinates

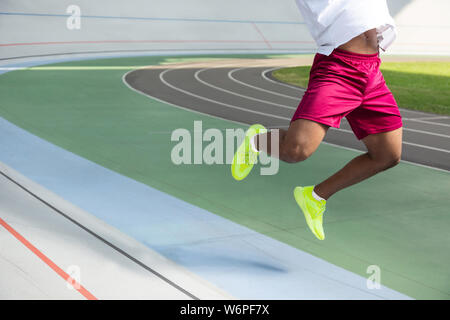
[291,49,403,140]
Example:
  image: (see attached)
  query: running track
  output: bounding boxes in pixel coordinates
[124,65,450,171]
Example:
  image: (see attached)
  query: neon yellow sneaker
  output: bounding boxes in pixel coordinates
[293,186,326,240]
[231,124,267,181]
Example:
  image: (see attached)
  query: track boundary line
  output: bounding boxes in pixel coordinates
[228,67,301,101]
[330,127,450,154]
[195,68,295,111]
[159,68,290,120]
[406,118,450,127]
[399,126,450,139]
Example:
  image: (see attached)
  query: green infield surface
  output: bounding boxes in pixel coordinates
[0,55,449,299]
[272,61,450,115]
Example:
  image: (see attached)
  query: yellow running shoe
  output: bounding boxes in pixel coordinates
[293,186,326,240]
[231,124,267,181]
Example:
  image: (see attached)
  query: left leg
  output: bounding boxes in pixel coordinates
[314,127,403,200]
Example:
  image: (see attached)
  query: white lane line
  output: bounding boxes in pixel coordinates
[228,68,301,101]
[159,69,291,121]
[340,118,450,139]
[409,116,450,121]
[194,68,296,111]
[332,127,450,154]
[405,118,450,128]
[165,68,450,153]
[403,116,450,121]
[401,127,450,139]
[401,141,450,153]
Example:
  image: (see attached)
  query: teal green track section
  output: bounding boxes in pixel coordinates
[0,55,449,299]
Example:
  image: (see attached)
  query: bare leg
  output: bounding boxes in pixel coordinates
[256,119,329,163]
[314,128,403,199]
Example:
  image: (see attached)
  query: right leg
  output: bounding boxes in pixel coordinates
[256,119,329,163]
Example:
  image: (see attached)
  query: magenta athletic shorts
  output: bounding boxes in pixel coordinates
[291,49,403,140]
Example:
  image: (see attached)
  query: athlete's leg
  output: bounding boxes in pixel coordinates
[314,127,403,199]
[256,119,329,163]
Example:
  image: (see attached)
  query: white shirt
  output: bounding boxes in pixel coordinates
[295,0,397,55]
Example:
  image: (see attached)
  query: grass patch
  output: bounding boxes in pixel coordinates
[272,62,450,115]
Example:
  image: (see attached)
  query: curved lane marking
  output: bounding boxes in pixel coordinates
[159,68,291,121]
[194,68,295,111]
[228,67,301,101]
[133,67,450,154]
